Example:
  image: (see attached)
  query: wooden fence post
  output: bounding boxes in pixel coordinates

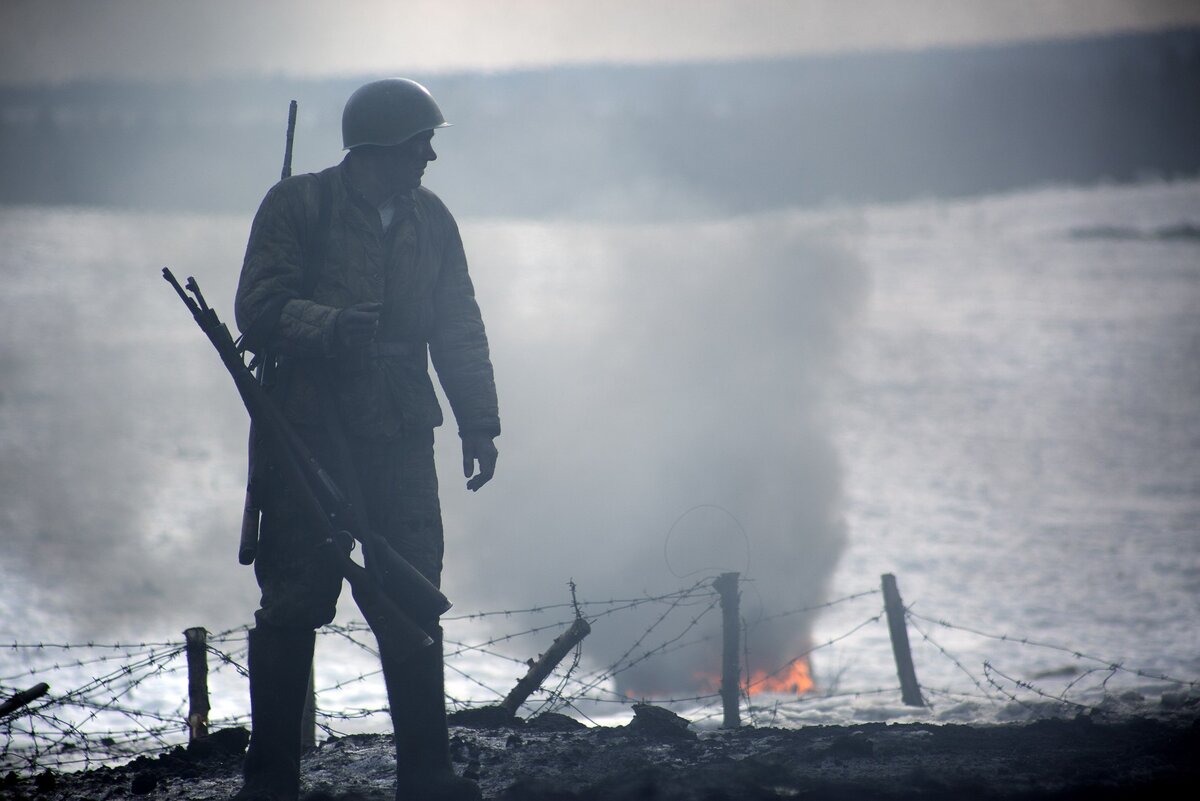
[880,574,925,707]
[714,572,741,729]
[500,616,592,716]
[184,627,211,740]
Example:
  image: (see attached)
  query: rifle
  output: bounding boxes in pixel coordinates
[238,100,299,566]
[162,268,450,657]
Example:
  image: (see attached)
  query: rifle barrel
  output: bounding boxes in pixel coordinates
[282,100,298,181]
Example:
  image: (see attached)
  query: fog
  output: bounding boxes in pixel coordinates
[452,216,864,692]
[0,200,864,699]
[1,12,1198,702]
[4,0,1198,83]
[4,31,1199,218]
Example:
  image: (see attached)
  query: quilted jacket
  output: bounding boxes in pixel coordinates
[235,159,500,439]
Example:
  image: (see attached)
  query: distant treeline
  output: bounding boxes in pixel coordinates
[2,27,1198,219]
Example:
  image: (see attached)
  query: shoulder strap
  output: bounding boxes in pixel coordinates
[238,171,334,357]
[301,168,334,298]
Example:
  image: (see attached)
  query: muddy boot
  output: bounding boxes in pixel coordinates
[382,627,481,801]
[232,625,316,801]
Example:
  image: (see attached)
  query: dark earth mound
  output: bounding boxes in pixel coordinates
[4,710,1197,800]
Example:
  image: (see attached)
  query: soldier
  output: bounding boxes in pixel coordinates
[232,78,499,801]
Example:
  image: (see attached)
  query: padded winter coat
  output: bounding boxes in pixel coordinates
[235,159,500,440]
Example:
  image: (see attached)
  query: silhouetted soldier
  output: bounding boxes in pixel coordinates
[232,78,499,801]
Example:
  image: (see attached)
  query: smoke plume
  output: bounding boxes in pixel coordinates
[0,204,864,698]
[445,213,866,693]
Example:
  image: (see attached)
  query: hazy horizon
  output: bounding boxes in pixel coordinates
[4,1,1200,85]
[3,28,1197,222]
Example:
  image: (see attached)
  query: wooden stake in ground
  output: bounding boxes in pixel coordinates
[881,573,925,707]
[714,571,741,729]
[184,627,211,740]
[500,616,591,716]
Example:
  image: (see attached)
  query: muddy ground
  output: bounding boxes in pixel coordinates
[4,705,1197,800]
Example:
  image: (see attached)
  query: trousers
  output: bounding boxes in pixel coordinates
[252,425,444,630]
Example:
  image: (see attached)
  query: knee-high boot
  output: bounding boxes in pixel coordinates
[381,627,481,801]
[233,625,316,801]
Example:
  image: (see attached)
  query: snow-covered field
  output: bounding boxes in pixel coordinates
[2,179,1198,762]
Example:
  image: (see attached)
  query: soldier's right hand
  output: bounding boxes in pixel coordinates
[335,302,383,349]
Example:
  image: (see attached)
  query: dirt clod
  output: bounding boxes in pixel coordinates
[34,770,55,793]
[627,703,696,739]
[129,770,157,795]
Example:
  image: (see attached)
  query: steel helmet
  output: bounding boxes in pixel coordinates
[341,78,450,150]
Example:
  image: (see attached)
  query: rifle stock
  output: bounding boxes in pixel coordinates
[163,268,447,654]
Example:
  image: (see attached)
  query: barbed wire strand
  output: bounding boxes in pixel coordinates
[745,588,882,631]
[7,583,1200,773]
[746,612,884,693]
[908,611,1199,690]
[982,661,1097,715]
[905,613,1001,709]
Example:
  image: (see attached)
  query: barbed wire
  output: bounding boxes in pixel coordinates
[527,583,586,718]
[690,686,901,726]
[322,624,381,659]
[3,640,184,651]
[907,610,1200,690]
[445,660,507,702]
[746,611,884,693]
[443,618,581,658]
[740,616,757,727]
[569,585,721,700]
[1,644,194,771]
[206,644,249,679]
[744,588,882,630]
[981,662,1097,714]
[905,613,1000,709]
[4,581,1198,774]
[920,685,1002,705]
[442,584,713,623]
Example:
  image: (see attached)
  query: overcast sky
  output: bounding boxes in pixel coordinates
[2,0,1199,84]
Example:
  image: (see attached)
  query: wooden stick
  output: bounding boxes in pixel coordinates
[184,627,211,740]
[500,617,591,715]
[714,572,741,729]
[881,574,925,707]
[0,683,49,718]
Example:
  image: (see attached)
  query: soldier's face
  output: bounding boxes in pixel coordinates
[382,130,437,189]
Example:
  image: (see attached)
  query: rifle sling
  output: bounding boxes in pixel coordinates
[241,169,334,356]
[245,170,334,484]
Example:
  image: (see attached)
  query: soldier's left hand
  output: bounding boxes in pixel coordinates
[462,435,498,491]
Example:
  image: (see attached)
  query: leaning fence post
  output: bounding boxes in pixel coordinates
[0,683,50,718]
[714,572,741,728]
[880,574,924,707]
[500,616,592,716]
[184,627,211,740]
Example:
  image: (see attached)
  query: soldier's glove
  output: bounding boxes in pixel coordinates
[334,302,383,349]
[462,434,498,492]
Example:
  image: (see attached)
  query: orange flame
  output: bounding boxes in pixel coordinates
[747,657,814,696]
[692,655,815,697]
